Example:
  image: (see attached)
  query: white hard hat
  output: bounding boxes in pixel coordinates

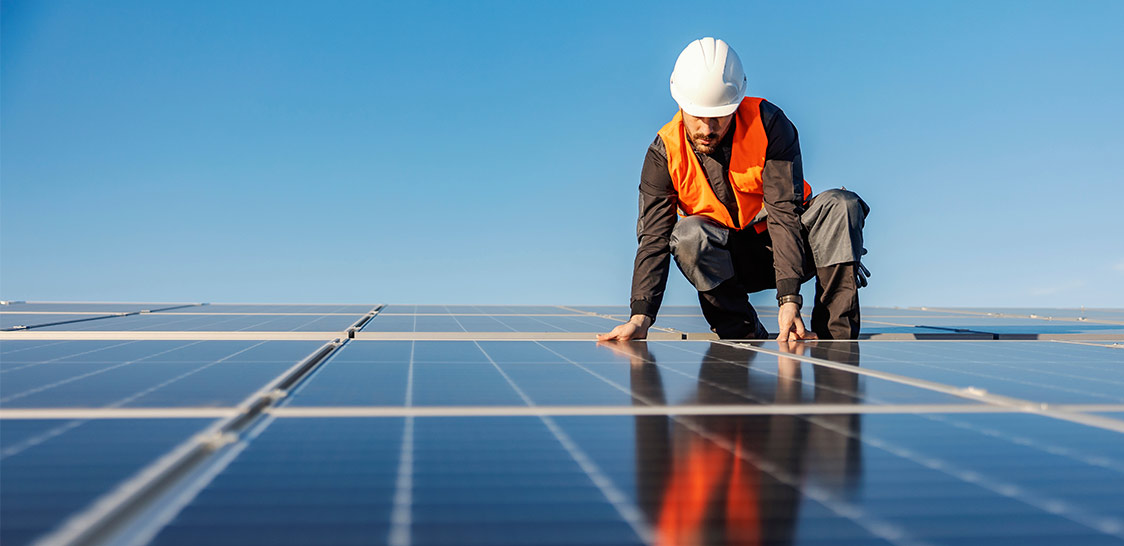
[669,37,747,117]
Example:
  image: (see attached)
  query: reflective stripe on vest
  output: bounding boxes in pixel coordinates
[657,96,813,233]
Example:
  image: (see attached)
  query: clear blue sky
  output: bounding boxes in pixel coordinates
[3,0,1122,308]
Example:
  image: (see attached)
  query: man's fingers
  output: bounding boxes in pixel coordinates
[795,319,807,337]
[598,324,637,342]
[775,324,791,342]
[596,327,620,341]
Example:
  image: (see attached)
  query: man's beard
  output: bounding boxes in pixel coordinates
[688,131,720,154]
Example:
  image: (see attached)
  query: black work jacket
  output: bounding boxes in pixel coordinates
[630,99,807,319]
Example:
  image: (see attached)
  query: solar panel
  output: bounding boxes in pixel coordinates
[286,340,978,407]
[1,303,1122,545]
[868,316,1124,336]
[178,304,376,314]
[363,314,625,333]
[1,302,198,313]
[0,418,216,545]
[0,340,325,408]
[800,341,1124,404]
[30,313,364,332]
[1,313,123,331]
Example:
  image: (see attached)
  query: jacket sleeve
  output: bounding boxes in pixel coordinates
[760,101,807,298]
[629,136,678,319]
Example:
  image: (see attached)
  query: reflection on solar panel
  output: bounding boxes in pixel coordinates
[1,302,1123,545]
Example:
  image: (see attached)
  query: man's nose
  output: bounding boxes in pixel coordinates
[704,119,721,132]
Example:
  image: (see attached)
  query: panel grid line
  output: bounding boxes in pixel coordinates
[388,341,415,546]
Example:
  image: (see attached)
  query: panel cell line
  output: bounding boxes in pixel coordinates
[0,340,325,408]
[285,340,982,408]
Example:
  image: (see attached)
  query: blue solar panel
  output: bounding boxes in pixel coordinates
[862,316,1124,336]
[809,341,1124,404]
[144,417,648,546]
[31,314,360,332]
[381,305,578,314]
[285,341,980,407]
[1,313,119,330]
[144,417,403,546]
[140,411,1124,546]
[178,304,375,314]
[0,340,324,408]
[2,303,1123,545]
[0,418,214,546]
[928,307,1124,322]
[2,303,195,313]
[363,314,623,332]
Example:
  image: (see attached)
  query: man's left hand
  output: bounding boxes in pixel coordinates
[776,302,817,342]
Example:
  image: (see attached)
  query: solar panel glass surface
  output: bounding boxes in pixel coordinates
[798,341,1124,404]
[30,314,361,332]
[3,303,1124,546]
[285,340,982,407]
[139,412,1124,546]
[0,340,324,408]
[0,418,215,546]
[928,308,1124,322]
[363,314,623,332]
[1,303,196,313]
[175,304,375,314]
[2,313,120,330]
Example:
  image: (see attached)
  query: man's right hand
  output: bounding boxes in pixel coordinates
[597,314,653,341]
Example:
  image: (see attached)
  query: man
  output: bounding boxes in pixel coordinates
[598,37,869,342]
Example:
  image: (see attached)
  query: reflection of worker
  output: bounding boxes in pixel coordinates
[605,340,862,545]
[599,37,869,343]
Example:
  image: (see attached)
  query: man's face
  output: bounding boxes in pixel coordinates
[682,111,734,154]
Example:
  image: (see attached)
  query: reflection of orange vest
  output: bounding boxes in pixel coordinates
[657,430,760,546]
[657,97,813,233]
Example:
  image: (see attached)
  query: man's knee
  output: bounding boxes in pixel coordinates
[804,189,869,268]
[670,216,725,262]
[810,189,869,223]
[669,216,734,292]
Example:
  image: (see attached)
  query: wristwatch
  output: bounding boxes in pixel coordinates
[777,294,803,308]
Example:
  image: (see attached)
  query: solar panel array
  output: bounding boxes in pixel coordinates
[2,301,1123,545]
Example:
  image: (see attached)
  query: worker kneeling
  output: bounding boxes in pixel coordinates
[599,37,869,342]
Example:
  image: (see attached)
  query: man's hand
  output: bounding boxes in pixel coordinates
[776,302,817,342]
[597,314,652,341]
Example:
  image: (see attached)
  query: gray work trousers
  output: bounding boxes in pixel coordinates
[669,189,869,339]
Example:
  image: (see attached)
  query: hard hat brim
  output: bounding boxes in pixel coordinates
[678,100,741,118]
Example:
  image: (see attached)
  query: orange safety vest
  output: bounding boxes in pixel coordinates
[657,96,813,233]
